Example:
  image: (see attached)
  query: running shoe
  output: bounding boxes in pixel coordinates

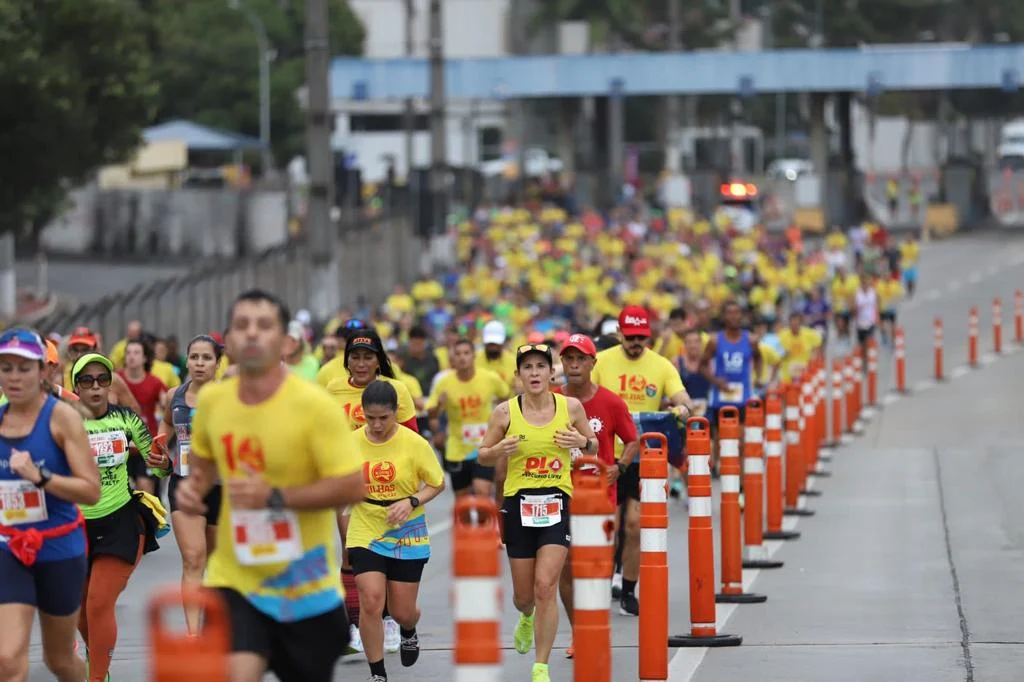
[532,662,550,681]
[400,631,420,667]
[383,616,400,653]
[513,610,535,654]
[619,592,640,616]
[367,675,387,682]
[346,623,365,656]
[611,572,623,599]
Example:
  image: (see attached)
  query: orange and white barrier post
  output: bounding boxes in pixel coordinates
[668,418,743,648]
[830,359,844,445]
[1015,290,1023,344]
[149,587,229,682]
[866,338,879,406]
[762,390,800,541]
[571,456,616,682]
[742,398,784,568]
[843,356,856,434]
[895,326,907,393]
[784,382,815,517]
[993,297,1003,354]
[639,434,669,680]
[803,369,828,481]
[715,407,767,604]
[968,307,979,367]
[934,318,944,380]
[453,496,502,682]
[815,360,829,460]
[851,348,864,430]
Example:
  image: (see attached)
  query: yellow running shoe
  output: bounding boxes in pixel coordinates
[514,610,535,654]
[532,662,550,681]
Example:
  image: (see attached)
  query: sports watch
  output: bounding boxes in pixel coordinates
[35,466,53,488]
[266,488,286,510]
[408,496,421,509]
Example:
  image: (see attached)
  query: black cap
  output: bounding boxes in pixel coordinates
[347,334,382,353]
[515,343,554,368]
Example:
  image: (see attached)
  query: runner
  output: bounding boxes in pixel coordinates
[426,338,509,498]
[0,328,99,682]
[553,334,637,659]
[777,311,823,383]
[478,342,597,682]
[73,351,170,681]
[876,266,904,347]
[174,289,367,682]
[591,306,693,616]
[160,334,224,636]
[348,381,445,682]
[63,328,142,413]
[854,274,880,356]
[901,234,920,297]
[118,338,167,496]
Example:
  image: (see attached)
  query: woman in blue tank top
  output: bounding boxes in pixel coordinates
[159,334,223,636]
[0,328,101,680]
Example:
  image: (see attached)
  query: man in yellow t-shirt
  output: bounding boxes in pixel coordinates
[174,290,366,682]
[591,305,694,617]
[777,311,824,383]
[476,320,518,388]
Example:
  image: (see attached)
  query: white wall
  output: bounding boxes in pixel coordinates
[350,0,511,59]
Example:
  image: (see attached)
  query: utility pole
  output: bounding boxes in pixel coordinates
[665,0,682,174]
[729,0,743,176]
[228,0,273,174]
[428,0,447,236]
[305,0,339,321]
[403,0,416,184]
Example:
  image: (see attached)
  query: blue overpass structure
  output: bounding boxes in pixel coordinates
[331,44,1024,100]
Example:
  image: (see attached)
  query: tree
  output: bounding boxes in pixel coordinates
[149,0,365,166]
[0,0,158,235]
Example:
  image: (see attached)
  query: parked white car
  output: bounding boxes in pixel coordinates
[480,147,563,178]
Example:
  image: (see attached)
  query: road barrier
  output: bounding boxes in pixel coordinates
[149,587,229,681]
[570,456,616,682]
[934,317,944,380]
[831,359,844,444]
[969,307,979,366]
[993,297,1003,354]
[1015,290,1023,343]
[843,356,856,434]
[742,398,784,569]
[895,327,908,392]
[802,372,827,484]
[763,389,800,541]
[866,339,879,406]
[639,434,670,681]
[452,496,502,682]
[784,382,815,517]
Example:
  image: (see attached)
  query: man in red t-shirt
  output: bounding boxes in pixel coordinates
[554,333,638,657]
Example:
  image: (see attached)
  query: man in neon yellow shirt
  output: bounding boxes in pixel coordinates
[777,311,823,383]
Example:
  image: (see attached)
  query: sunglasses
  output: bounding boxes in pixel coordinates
[624,335,649,342]
[517,344,550,355]
[76,374,112,389]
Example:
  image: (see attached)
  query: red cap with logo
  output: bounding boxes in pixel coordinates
[618,305,652,338]
[68,326,99,349]
[559,333,597,358]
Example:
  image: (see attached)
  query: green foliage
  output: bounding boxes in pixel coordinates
[150,0,366,164]
[0,0,158,233]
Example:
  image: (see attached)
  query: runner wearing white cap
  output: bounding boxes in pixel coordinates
[477,320,518,389]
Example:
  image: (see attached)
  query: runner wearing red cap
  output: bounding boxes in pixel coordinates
[553,333,638,657]
[591,305,694,616]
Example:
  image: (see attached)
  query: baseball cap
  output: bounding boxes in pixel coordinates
[68,326,98,349]
[559,333,597,358]
[287,320,305,341]
[516,343,554,368]
[600,319,620,337]
[71,353,114,386]
[0,328,46,361]
[618,305,652,338]
[348,334,382,354]
[481,320,507,346]
[45,340,59,365]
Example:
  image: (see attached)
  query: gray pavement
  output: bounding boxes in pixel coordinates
[23,231,1024,681]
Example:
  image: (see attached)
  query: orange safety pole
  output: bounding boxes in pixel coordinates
[571,456,615,682]
[149,587,229,681]
[843,355,856,434]
[934,317,944,380]
[830,359,843,445]
[815,360,829,458]
[968,307,979,367]
[866,338,878,406]
[638,434,669,680]
[763,390,800,541]
[784,381,814,517]
[668,417,742,648]
[1015,290,1023,343]
[803,368,828,483]
[742,398,784,568]
[715,407,766,604]
[993,297,1003,354]
[453,496,502,682]
[851,347,864,428]
[895,326,907,393]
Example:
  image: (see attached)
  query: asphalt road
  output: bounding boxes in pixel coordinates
[22,230,1024,681]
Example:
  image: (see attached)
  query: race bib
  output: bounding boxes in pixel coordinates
[461,423,487,446]
[231,509,303,566]
[519,494,562,528]
[0,479,47,526]
[175,441,191,477]
[721,382,745,403]
[88,431,129,469]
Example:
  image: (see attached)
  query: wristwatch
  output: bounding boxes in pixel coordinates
[35,466,53,488]
[408,496,421,509]
[266,488,286,510]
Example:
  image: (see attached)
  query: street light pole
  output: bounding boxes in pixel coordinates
[229,0,273,174]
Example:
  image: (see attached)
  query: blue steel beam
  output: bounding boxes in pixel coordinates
[332,44,1024,100]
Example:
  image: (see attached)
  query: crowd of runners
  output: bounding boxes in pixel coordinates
[0,204,922,682]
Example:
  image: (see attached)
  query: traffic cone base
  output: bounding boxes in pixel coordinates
[763,529,801,540]
[668,633,743,648]
[715,591,767,604]
[742,557,785,569]
[809,470,833,478]
[784,508,816,517]
[802,489,824,496]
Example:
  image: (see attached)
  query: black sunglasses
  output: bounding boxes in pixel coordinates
[76,374,112,389]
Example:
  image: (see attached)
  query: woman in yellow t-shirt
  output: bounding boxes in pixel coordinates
[478,343,596,681]
[348,381,445,680]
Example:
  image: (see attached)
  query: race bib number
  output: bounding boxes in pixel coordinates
[175,441,191,477]
[0,480,47,526]
[461,423,487,445]
[519,494,562,528]
[231,509,303,566]
[88,432,129,469]
[721,382,745,403]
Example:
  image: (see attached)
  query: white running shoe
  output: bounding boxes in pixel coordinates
[383,616,401,653]
[346,623,365,656]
